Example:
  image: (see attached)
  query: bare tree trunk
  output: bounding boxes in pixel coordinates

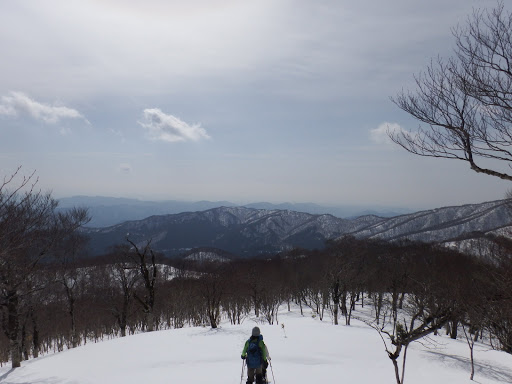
[398,292,405,309]
[400,344,409,384]
[340,289,348,325]
[333,304,339,325]
[392,358,401,384]
[470,343,475,381]
[116,310,128,337]
[7,293,21,368]
[346,291,357,326]
[146,312,155,332]
[31,311,39,358]
[462,324,476,381]
[21,322,29,361]
[9,339,21,369]
[330,280,341,325]
[375,292,383,325]
[69,296,78,348]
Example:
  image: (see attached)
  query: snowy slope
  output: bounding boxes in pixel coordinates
[1,308,511,384]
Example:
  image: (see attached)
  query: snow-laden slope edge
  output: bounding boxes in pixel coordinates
[1,306,511,384]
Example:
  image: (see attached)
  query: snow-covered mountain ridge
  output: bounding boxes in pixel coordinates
[59,196,410,227]
[82,199,512,257]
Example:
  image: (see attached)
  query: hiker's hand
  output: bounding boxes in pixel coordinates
[241,355,246,360]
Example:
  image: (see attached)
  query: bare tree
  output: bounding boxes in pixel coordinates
[258,260,285,325]
[98,245,140,337]
[52,232,89,348]
[481,235,512,353]
[390,2,512,181]
[222,262,251,325]
[126,239,158,332]
[198,272,224,328]
[365,244,463,384]
[0,167,88,368]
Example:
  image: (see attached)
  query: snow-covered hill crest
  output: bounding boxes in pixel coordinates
[351,199,512,242]
[1,306,511,384]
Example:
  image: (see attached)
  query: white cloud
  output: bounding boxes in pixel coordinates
[0,92,87,124]
[370,122,405,144]
[139,108,210,143]
[0,103,16,117]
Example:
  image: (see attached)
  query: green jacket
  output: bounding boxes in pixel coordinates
[241,336,268,362]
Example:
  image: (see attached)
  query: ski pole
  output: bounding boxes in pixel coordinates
[240,359,246,384]
[269,359,276,384]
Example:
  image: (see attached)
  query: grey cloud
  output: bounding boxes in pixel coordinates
[139,108,210,143]
[0,1,497,102]
[119,163,132,173]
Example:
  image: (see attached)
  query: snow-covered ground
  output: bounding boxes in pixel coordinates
[1,307,511,384]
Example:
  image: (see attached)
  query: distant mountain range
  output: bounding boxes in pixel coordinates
[57,196,412,228]
[81,199,512,258]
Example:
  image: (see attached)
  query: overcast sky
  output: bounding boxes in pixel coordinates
[0,0,509,210]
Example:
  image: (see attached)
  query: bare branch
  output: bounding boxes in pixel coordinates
[391,2,512,182]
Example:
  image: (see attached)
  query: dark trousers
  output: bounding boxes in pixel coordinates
[247,366,263,384]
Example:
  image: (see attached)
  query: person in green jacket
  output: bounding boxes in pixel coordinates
[241,327,269,384]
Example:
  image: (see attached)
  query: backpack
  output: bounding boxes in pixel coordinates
[246,336,262,368]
